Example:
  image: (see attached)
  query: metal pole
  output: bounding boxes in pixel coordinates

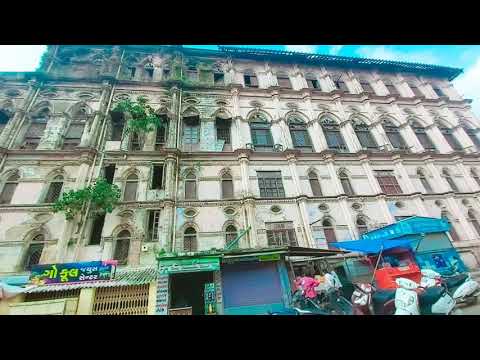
[370,244,384,284]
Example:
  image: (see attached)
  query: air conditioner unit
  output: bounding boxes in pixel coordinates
[141,245,149,252]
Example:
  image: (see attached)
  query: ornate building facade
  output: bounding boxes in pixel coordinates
[1,44,480,278]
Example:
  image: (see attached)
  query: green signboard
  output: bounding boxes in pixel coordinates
[222,252,281,264]
[158,257,220,274]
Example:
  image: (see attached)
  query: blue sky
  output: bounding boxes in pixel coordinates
[1,45,479,113]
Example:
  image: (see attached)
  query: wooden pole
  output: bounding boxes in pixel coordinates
[370,244,384,284]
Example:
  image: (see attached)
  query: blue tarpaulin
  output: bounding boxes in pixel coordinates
[329,237,417,254]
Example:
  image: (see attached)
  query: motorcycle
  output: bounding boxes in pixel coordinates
[351,283,396,315]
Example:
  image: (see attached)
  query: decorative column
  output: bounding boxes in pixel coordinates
[359,156,382,194]
[244,198,258,248]
[160,200,175,251]
[230,87,242,150]
[310,121,328,151]
[453,156,478,192]
[369,119,390,150]
[399,121,423,153]
[338,197,357,240]
[167,87,180,149]
[319,67,336,92]
[425,158,450,193]
[164,155,177,199]
[445,197,477,241]
[325,156,343,195]
[377,195,396,224]
[200,117,215,151]
[81,81,112,147]
[286,153,314,247]
[425,123,451,153]
[340,119,362,152]
[452,125,475,153]
[237,151,251,196]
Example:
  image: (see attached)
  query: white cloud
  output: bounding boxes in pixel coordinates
[355,46,438,65]
[0,45,47,71]
[284,45,318,53]
[454,57,480,115]
[329,45,344,55]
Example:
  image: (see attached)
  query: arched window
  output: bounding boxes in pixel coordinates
[442,212,461,242]
[471,169,480,187]
[0,173,19,204]
[44,175,64,203]
[443,169,459,192]
[183,115,200,152]
[468,210,480,238]
[185,172,197,200]
[155,115,168,150]
[114,230,131,265]
[321,118,348,152]
[408,81,423,97]
[22,107,49,149]
[24,234,45,270]
[412,121,436,151]
[225,225,238,247]
[353,119,378,150]
[221,172,234,199]
[383,78,400,96]
[417,169,433,193]
[63,122,85,150]
[215,117,232,151]
[323,219,337,248]
[289,117,312,152]
[123,174,139,201]
[439,122,463,151]
[382,119,408,150]
[249,113,273,151]
[184,227,197,252]
[358,76,375,95]
[308,171,322,196]
[462,123,480,150]
[356,218,368,236]
[339,171,354,196]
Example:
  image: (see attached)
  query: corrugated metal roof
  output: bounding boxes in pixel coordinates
[24,266,157,293]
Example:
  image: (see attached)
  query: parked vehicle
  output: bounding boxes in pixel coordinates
[351,283,396,315]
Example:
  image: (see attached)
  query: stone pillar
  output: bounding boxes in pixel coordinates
[392,156,415,194]
[164,155,177,199]
[237,151,250,196]
[167,87,180,149]
[160,201,174,252]
[81,81,111,148]
[325,157,343,195]
[310,121,328,151]
[339,197,357,240]
[244,198,258,248]
[425,124,452,153]
[279,119,293,149]
[230,88,244,149]
[147,281,157,315]
[77,288,95,315]
[425,159,450,193]
[36,114,66,150]
[340,120,362,152]
[399,122,423,153]
[454,157,478,192]
[286,153,301,195]
[319,67,336,92]
[453,125,475,153]
[359,156,382,194]
[370,120,391,149]
[298,198,315,247]
[0,110,24,148]
[377,195,396,224]
[200,117,215,151]
[445,196,477,241]
[412,195,430,217]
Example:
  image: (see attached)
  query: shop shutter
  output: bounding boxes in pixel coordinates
[221,262,283,308]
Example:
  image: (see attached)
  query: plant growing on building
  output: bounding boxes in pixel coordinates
[53,179,121,220]
[113,96,167,137]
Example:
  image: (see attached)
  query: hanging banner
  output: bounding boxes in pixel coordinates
[29,261,114,285]
[204,282,217,315]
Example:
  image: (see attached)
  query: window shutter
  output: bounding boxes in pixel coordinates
[185,180,197,199]
[222,180,234,199]
[124,181,138,201]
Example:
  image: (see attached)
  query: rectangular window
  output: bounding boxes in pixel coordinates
[384,81,400,95]
[244,75,258,88]
[444,133,463,151]
[89,214,106,245]
[222,179,234,199]
[22,122,47,149]
[307,79,320,89]
[356,131,378,149]
[155,126,166,149]
[63,123,85,150]
[124,182,138,202]
[129,67,136,79]
[251,129,273,150]
[420,177,433,193]
[333,77,349,92]
[216,125,231,144]
[148,210,161,242]
[360,80,375,95]
[387,132,407,150]
[105,165,116,184]
[266,222,298,246]
[257,171,285,198]
[340,178,355,196]
[277,77,291,88]
[183,126,200,144]
[375,170,403,195]
[0,183,17,204]
[151,165,164,190]
[214,73,224,85]
[467,132,480,150]
[433,87,445,97]
[185,181,197,200]
[325,131,348,152]
[416,132,436,151]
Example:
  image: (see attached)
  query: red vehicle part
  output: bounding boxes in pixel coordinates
[369,249,422,289]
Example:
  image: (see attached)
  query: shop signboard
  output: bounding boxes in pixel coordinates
[158,257,220,274]
[155,274,169,315]
[29,261,114,285]
[204,282,217,315]
[222,253,281,264]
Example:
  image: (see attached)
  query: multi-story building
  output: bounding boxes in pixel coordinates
[1,45,480,313]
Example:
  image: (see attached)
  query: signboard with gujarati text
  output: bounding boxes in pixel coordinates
[158,257,220,274]
[29,261,114,285]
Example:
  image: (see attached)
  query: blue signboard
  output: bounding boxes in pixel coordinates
[29,261,114,285]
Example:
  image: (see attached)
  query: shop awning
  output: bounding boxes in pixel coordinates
[329,237,417,254]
